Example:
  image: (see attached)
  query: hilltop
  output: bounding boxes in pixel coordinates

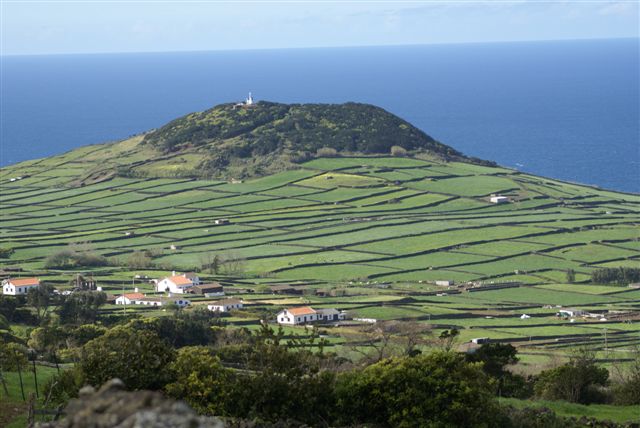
[6,101,493,185]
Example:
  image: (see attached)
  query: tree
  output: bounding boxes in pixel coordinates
[465,343,531,397]
[219,251,246,276]
[335,351,498,428]
[467,343,519,379]
[127,251,153,269]
[534,348,609,403]
[80,325,176,390]
[200,252,221,274]
[566,268,576,283]
[437,328,460,351]
[224,324,337,424]
[349,322,396,363]
[165,346,233,415]
[611,346,640,405]
[27,283,55,323]
[58,291,106,324]
[0,342,28,371]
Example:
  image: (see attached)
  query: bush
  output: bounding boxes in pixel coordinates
[80,326,176,390]
[335,351,498,427]
[316,147,338,157]
[42,366,86,407]
[390,145,408,157]
[534,356,609,404]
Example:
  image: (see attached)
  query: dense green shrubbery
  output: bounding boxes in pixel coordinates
[44,243,107,269]
[534,349,610,404]
[142,102,467,175]
[592,267,640,285]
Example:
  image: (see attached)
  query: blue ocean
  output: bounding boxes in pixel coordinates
[1,38,638,192]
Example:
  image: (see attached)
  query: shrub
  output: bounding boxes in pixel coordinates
[316,147,338,157]
[390,145,408,156]
[336,351,498,427]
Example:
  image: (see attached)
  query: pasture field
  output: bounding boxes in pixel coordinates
[1,151,639,366]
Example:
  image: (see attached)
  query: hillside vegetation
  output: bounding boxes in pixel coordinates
[10,102,488,184]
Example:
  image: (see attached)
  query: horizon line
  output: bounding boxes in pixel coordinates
[2,36,637,58]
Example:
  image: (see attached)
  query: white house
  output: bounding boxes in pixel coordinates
[277,307,318,325]
[520,314,531,319]
[2,278,40,295]
[208,298,243,312]
[471,337,490,345]
[490,196,509,204]
[135,297,191,308]
[156,273,196,294]
[315,308,346,322]
[558,309,586,318]
[115,292,145,305]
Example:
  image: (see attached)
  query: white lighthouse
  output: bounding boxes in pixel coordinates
[245,92,254,105]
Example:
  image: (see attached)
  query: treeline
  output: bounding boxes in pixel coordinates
[28,315,639,428]
[592,267,640,285]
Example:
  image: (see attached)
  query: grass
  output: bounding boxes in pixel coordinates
[500,397,640,423]
[2,150,639,370]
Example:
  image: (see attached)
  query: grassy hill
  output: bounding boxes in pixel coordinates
[3,102,487,185]
[1,101,639,358]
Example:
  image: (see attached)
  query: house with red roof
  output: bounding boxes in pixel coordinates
[115,292,145,305]
[155,272,198,294]
[277,306,318,325]
[2,277,40,295]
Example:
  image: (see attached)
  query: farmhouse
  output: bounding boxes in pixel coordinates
[135,297,191,308]
[471,337,490,344]
[156,272,198,294]
[277,307,318,325]
[187,282,224,297]
[2,277,40,295]
[208,298,243,312]
[490,195,509,204]
[558,308,587,318]
[316,308,346,322]
[115,293,145,305]
[435,280,454,287]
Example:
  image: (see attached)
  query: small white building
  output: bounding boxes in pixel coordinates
[315,308,346,322]
[490,196,509,204]
[520,314,531,319]
[115,292,145,305]
[471,337,490,345]
[2,278,40,295]
[558,309,586,318]
[135,297,191,308]
[277,307,318,325]
[208,298,243,312]
[156,273,196,294]
[435,280,454,287]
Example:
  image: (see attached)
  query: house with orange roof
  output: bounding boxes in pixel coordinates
[277,306,318,325]
[155,271,197,294]
[2,277,40,296]
[115,292,145,305]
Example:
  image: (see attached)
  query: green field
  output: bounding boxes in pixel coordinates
[1,148,639,362]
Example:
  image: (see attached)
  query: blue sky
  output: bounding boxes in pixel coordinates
[1,1,638,55]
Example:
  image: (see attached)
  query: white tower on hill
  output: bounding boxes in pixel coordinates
[245,92,253,105]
